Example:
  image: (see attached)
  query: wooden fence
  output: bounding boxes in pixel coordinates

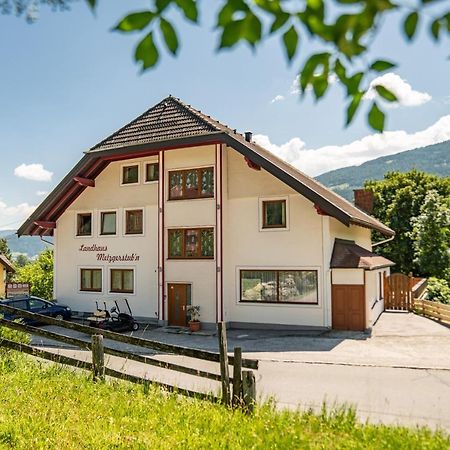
[0,304,258,411]
[414,298,450,327]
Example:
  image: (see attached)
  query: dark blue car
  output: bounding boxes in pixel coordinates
[0,296,72,324]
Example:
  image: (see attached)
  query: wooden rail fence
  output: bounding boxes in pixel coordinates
[0,304,258,411]
[414,299,450,326]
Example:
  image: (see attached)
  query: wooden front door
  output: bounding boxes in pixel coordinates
[332,285,365,331]
[168,284,189,326]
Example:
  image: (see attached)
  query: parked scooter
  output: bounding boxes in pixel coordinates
[88,298,139,332]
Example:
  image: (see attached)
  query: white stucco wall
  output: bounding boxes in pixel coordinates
[366,267,390,328]
[223,148,326,328]
[163,145,217,324]
[55,156,159,318]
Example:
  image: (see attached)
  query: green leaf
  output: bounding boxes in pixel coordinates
[375,85,398,102]
[404,12,419,40]
[160,18,179,55]
[85,0,96,10]
[368,102,385,132]
[242,12,262,46]
[175,0,198,23]
[370,60,396,72]
[346,91,364,126]
[430,18,440,40]
[269,12,290,33]
[135,32,159,71]
[312,75,328,99]
[114,12,155,33]
[282,26,299,61]
[334,59,347,83]
[299,52,330,92]
[343,72,363,96]
[219,20,244,48]
[156,0,171,13]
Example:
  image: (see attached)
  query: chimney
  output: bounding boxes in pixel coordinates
[354,189,374,214]
[244,131,253,142]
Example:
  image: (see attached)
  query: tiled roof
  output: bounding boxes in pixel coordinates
[89,96,221,152]
[330,239,395,270]
[18,96,395,238]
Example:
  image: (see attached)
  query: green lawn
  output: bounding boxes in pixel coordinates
[0,352,448,450]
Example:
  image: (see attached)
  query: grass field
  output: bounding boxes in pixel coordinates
[0,349,449,450]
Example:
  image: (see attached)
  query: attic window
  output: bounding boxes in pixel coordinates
[168,167,214,200]
[77,213,92,237]
[122,164,139,185]
[262,200,286,229]
[145,162,159,182]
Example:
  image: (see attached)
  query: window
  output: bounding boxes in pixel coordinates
[169,167,214,200]
[77,213,92,236]
[80,268,102,292]
[262,200,286,229]
[125,209,143,235]
[378,272,384,300]
[29,298,48,310]
[110,269,134,293]
[100,211,116,235]
[145,162,159,182]
[10,300,27,310]
[168,228,214,259]
[240,270,318,304]
[122,164,139,185]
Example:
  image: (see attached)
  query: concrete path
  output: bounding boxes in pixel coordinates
[29,312,450,430]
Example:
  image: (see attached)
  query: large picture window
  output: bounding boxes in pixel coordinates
[77,213,92,236]
[169,167,214,200]
[110,269,134,294]
[80,268,102,292]
[240,270,318,304]
[168,228,214,259]
[125,209,143,235]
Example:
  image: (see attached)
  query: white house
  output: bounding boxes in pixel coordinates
[19,96,394,331]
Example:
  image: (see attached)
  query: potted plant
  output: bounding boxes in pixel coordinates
[186,305,201,332]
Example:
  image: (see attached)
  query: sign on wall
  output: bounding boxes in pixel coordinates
[79,244,141,263]
[6,282,30,298]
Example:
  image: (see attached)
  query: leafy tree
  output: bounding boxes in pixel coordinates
[365,170,450,275]
[4,0,449,132]
[427,277,450,304]
[0,238,12,261]
[14,254,29,268]
[410,190,450,280]
[13,248,54,300]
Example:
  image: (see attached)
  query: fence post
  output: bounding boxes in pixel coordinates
[92,334,105,382]
[217,322,230,406]
[232,347,242,407]
[242,370,256,414]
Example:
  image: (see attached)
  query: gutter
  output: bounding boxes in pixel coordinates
[372,235,395,248]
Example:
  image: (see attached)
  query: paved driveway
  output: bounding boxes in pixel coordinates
[30,312,450,429]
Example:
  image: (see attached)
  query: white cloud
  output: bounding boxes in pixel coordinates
[14,163,53,182]
[365,73,431,107]
[36,190,48,197]
[254,114,450,177]
[270,95,285,104]
[0,200,36,230]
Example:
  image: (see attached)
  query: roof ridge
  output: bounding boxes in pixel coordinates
[89,96,172,152]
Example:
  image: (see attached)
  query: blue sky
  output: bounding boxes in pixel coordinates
[0,0,449,230]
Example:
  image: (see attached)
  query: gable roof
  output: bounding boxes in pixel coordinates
[18,96,394,237]
[0,254,15,273]
[331,239,395,270]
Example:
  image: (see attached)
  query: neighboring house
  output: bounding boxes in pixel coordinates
[0,255,15,298]
[18,96,395,331]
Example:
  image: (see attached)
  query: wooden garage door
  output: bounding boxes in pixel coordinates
[332,285,365,331]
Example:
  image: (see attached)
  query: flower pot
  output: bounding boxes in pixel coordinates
[188,321,201,332]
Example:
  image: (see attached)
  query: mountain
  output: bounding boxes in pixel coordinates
[316,140,450,201]
[0,229,52,258]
